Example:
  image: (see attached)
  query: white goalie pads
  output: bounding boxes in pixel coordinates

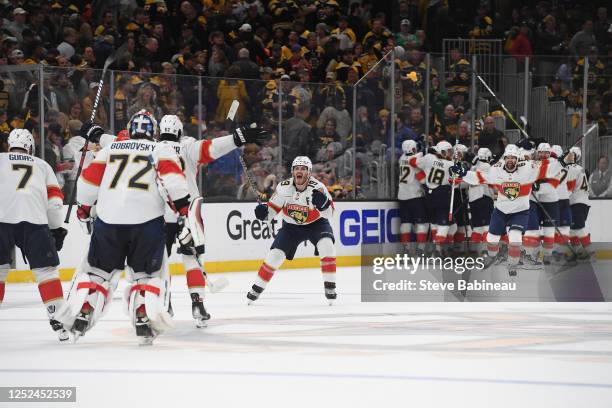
[55,263,120,331]
[124,259,174,334]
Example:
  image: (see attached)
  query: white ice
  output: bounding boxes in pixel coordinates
[1,266,612,408]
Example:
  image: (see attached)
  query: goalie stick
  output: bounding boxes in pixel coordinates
[147,155,229,293]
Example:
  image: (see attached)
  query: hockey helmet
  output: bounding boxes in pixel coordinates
[503,144,520,159]
[292,156,312,172]
[537,142,552,153]
[569,146,581,162]
[477,147,492,161]
[436,140,453,153]
[401,139,417,155]
[551,144,563,158]
[128,109,158,140]
[159,114,183,139]
[8,128,35,155]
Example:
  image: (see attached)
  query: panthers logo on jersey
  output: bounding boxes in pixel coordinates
[501,182,521,200]
[286,204,309,224]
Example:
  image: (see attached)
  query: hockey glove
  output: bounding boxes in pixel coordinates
[233,125,271,147]
[80,122,104,143]
[177,216,196,256]
[77,205,92,222]
[50,227,68,251]
[449,164,467,178]
[254,203,269,221]
[516,138,534,150]
[311,189,331,211]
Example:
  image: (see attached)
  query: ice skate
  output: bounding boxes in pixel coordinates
[135,305,157,346]
[49,319,69,342]
[71,303,93,343]
[191,293,210,328]
[324,282,337,305]
[247,285,263,305]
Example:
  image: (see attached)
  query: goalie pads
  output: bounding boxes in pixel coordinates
[124,259,174,334]
[55,263,120,332]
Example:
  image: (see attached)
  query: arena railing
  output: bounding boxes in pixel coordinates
[2,50,610,202]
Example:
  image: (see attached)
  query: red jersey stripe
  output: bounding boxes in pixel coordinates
[158,159,184,176]
[81,162,106,186]
[198,139,214,164]
[46,185,64,200]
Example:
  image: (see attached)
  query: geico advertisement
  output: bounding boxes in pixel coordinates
[202,202,401,261]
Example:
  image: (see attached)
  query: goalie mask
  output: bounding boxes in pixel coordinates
[128,110,158,140]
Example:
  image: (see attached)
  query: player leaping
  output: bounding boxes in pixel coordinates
[247,156,337,305]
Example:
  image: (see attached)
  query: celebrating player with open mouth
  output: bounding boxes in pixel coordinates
[247,156,337,305]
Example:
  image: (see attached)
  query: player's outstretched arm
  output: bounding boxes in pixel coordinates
[192,125,271,165]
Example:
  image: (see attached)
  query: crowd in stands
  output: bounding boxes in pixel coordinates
[0,0,611,200]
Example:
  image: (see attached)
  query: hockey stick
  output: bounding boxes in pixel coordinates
[226,100,265,204]
[64,51,116,223]
[147,155,229,293]
[476,74,530,141]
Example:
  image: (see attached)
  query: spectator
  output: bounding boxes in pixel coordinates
[569,19,596,56]
[593,7,610,49]
[208,49,229,77]
[6,8,27,43]
[477,116,505,155]
[509,21,533,65]
[57,27,78,59]
[44,123,73,187]
[317,95,351,147]
[282,102,312,168]
[215,66,249,122]
[82,82,109,125]
[232,48,260,79]
[589,155,612,197]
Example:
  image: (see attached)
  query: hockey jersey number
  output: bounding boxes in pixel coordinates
[428,168,445,185]
[12,164,33,189]
[108,154,153,190]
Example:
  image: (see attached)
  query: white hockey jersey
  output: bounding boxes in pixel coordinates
[468,161,494,202]
[77,139,189,224]
[555,165,576,200]
[265,176,334,225]
[0,152,64,228]
[568,164,589,205]
[407,153,454,190]
[532,157,562,203]
[161,134,239,222]
[397,153,426,200]
[463,160,549,214]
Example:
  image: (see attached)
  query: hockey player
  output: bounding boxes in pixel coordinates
[531,143,563,263]
[566,146,592,259]
[0,129,69,341]
[452,144,552,275]
[468,147,494,255]
[449,143,470,254]
[247,156,336,304]
[58,111,193,344]
[551,144,575,260]
[397,140,428,255]
[158,114,270,326]
[406,140,455,255]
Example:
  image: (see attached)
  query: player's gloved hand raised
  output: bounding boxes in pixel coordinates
[80,122,104,143]
[311,189,331,211]
[254,203,268,221]
[50,227,68,251]
[233,124,271,147]
[516,138,533,150]
[77,204,93,222]
[449,164,467,178]
[177,216,197,255]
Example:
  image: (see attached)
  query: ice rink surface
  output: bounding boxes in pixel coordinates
[2,266,612,408]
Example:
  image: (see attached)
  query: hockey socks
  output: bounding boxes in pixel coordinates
[321,257,337,302]
[247,262,275,303]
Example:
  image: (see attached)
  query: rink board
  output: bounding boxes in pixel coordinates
[6,200,612,282]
